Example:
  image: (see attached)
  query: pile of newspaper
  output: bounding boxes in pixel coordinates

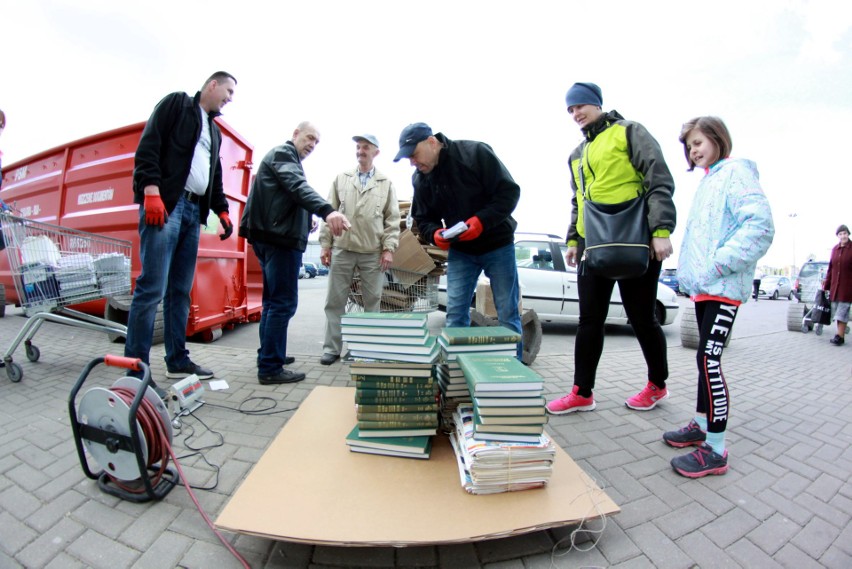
[448,405,555,495]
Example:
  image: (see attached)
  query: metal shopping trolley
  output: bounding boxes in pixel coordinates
[346,268,439,314]
[0,211,132,382]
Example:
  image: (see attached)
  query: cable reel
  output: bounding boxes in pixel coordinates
[69,355,178,502]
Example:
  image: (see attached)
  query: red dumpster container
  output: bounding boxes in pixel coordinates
[0,120,262,341]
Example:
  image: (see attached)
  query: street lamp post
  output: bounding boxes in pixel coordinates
[789,213,798,275]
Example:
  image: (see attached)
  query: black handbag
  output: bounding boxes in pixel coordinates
[577,145,650,279]
[813,289,832,325]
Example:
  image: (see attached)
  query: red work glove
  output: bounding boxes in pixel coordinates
[458,216,483,241]
[143,194,167,227]
[218,212,233,240]
[433,228,451,251]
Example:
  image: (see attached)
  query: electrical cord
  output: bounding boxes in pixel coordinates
[109,385,251,569]
[203,395,300,415]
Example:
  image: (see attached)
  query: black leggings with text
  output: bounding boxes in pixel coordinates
[695,300,738,434]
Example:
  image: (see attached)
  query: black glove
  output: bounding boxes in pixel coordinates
[219,212,233,240]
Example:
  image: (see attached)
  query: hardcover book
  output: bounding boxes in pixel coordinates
[352,375,436,386]
[341,312,429,328]
[356,426,438,438]
[457,354,544,394]
[348,445,432,459]
[438,339,519,353]
[345,425,432,454]
[340,325,429,337]
[343,333,430,346]
[355,403,439,414]
[355,393,438,405]
[439,326,522,345]
[347,336,438,356]
[358,417,439,429]
[356,411,439,423]
[348,361,434,378]
[473,395,546,407]
[348,347,439,364]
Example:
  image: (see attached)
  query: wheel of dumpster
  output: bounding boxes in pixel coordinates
[104,296,165,345]
[0,283,5,318]
[6,362,23,383]
[680,303,731,350]
[468,308,542,365]
[786,302,807,332]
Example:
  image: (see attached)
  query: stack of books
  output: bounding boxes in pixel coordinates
[346,359,438,459]
[449,404,555,494]
[436,326,521,428]
[341,312,439,364]
[457,354,546,443]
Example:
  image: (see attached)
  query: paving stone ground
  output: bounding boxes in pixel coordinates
[0,306,849,568]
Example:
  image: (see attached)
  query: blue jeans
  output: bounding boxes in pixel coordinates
[446,243,522,356]
[125,195,199,370]
[252,242,301,376]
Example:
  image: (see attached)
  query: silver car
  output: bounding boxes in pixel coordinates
[758,275,793,300]
[438,232,680,326]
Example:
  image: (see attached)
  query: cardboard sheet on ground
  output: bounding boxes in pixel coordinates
[215,386,619,546]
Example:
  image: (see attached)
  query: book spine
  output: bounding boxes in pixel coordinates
[358,419,439,429]
[356,403,439,413]
[442,335,521,345]
[355,382,436,392]
[356,412,438,422]
[352,375,435,384]
[355,384,438,398]
[355,395,438,405]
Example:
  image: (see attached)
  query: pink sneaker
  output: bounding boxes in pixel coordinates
[625,382,668,410]
[546,386,596,415]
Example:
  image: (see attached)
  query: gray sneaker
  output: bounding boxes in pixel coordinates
[166,361,214,380]
[671,443,728,478]
[662,419,706,448]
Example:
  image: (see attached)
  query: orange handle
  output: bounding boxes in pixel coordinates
[104,355,142,370]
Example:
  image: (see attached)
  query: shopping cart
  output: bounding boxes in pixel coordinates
[346,268,439,314]
[0,211,131,382]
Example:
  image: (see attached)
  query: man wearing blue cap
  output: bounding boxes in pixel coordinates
[318,134,400,365]
[394,123,522,349]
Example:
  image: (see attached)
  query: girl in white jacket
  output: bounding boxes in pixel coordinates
[665,116,774,478]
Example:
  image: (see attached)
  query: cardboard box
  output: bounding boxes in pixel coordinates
[216,386,619,546]
[391,230,436,282]
[476,281,522,318]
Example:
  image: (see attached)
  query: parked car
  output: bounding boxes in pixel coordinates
[298,264,306,279]
[302,262,318,278]
[758,275,793,300]
[437,233,680,326]
[659,268,681,295]
[787,260,829,331]
[316,264,329,276]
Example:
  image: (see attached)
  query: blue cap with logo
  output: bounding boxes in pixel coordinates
[394,122,433,162]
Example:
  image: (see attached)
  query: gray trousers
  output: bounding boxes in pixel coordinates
[322,248,384,356]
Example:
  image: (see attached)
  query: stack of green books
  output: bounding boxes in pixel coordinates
[341,312,439,364]
[349,360,438,457]
[345,425,432,459]
[456,353,546,443]
[436,327,522,425]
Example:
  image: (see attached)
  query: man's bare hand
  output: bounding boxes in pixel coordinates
[325,212,350,237]
[320,247,332,267]
[380,250,393,272]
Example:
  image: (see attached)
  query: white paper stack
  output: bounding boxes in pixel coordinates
[448,405,555,495]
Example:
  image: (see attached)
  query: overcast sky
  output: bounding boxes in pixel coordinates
[1,0,850,270]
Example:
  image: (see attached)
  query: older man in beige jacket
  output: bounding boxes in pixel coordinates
[318,134,401,365]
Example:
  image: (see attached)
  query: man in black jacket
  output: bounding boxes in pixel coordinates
[239,122,349,384]
[394,123,523,351]
[125,71,236,395]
